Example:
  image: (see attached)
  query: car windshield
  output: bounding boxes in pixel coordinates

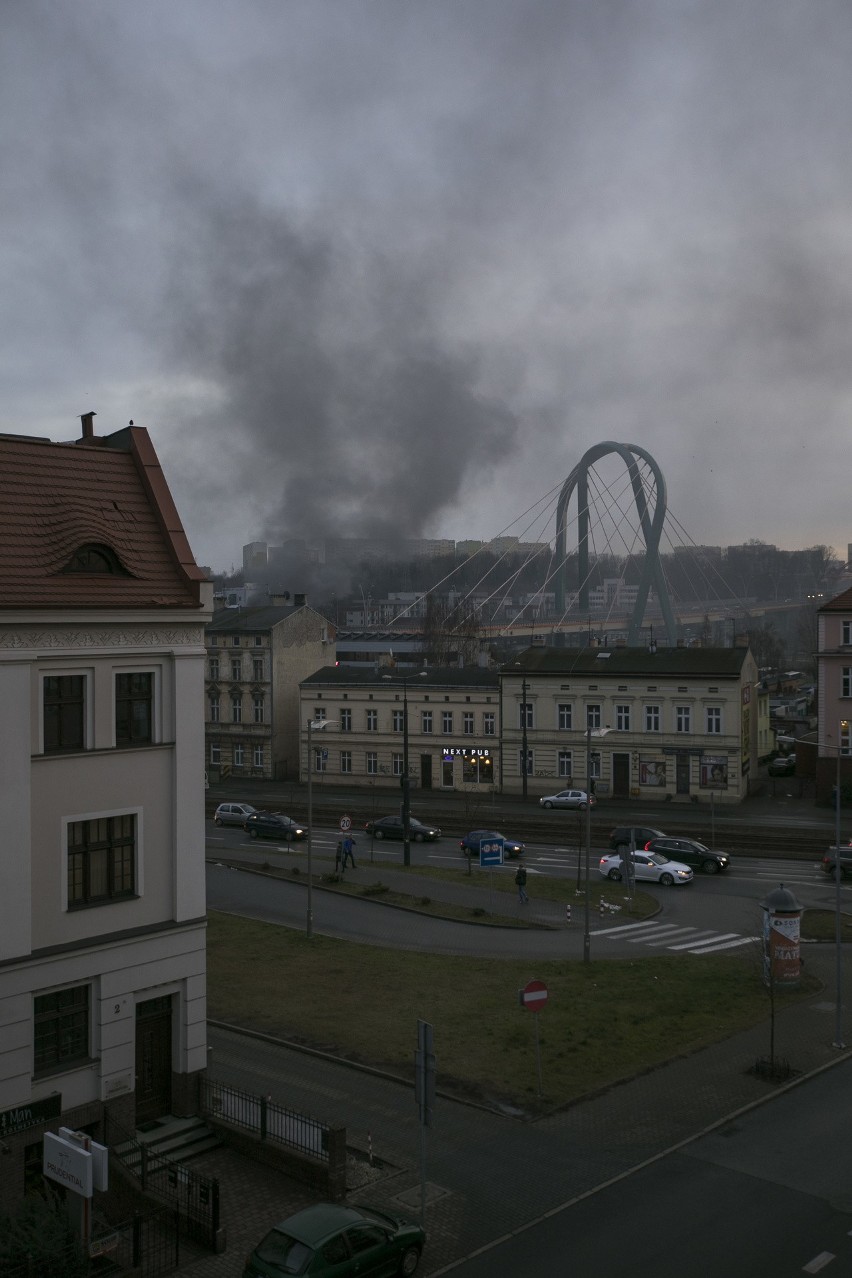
[648,852,670,865]
[255,1228,313,1274]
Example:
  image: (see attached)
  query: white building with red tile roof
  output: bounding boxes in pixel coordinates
[0,414,213,1209]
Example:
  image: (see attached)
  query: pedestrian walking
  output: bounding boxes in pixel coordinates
[335,841,343,873]
[341,834,357,870]
[515,863,528,904]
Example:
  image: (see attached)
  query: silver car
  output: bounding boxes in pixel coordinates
[539,788,596,810]
[213,802,257,827]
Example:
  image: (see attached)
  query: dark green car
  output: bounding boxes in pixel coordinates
[243,1203,425,1276]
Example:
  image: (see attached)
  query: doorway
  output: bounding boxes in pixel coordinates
[676,752,691,795]
[135,996,173,1126]
[420,754,433,789]
[612,752,631,798]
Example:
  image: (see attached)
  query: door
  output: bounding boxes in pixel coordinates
[676,752,691,795]
[612,752,631,798]
[420,753,432,789]
[135,996,173,1125]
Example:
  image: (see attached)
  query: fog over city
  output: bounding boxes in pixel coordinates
[2,2,851,573]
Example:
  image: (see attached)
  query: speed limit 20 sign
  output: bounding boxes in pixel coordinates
[339,814,352,833]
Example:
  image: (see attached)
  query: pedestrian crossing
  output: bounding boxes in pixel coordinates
[590,918,760,955]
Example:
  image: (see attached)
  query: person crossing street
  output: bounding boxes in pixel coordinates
[515,863,528,904]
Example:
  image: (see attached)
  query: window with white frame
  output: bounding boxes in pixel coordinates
[843,668,852,698]
[519,701,533,729]
[314,706,326,721]
[253,695,264,724]
[558,749,572,778]
[209,657,219,680]
[842,721,851,756]
[34,986,90,1075]
[340,708,352,732]
[483,712,495,736]
[644,704,660,732]
[231,695,242,724]
[313,748,325,773]
[366,709,378,731]
[392,752,404,776]
[43,674,87,753]
[231,636,241,647]
[586,704,601,730]
[253,658,264,681]
[366,751,378,775]
[234,744,245,767]
[253,744,264,768]
[558,703,572,730]
[230,658,241,681]
[615,704,631,731]
[340,750,352,773]
[844,620,852,645]
[442,711,453,734]
[210,741,220,764]
[68,814,136,908]
[589,750,602,780]
[463,712,474,735]
[675,705,691,733]
[706,706,722,734]
[210,695,220,723]
[392,709,404,732]
[422,711,433,733]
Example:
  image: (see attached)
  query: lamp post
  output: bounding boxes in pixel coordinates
[383,671,427,867]
[306,717,328,938]
[584,721,611,965]
[834,718,849,1048]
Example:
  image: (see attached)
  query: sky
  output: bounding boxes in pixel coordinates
[2,1,851,575]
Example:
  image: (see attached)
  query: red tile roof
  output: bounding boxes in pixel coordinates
[820,587,852,612]
[0,425,206,610]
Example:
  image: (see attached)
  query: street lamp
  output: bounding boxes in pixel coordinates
[584,721,611,966]
[306,717,329,938]
[382,671,427,867]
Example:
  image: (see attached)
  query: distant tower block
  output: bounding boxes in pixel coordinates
[555,442,677,646]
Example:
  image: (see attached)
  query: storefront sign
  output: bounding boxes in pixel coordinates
[0,1094,61,1139]
[442,747,492,758]
[43,1131,93,1197]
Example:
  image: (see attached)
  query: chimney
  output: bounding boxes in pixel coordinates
[80,411,96,440]
[294,593,307,607]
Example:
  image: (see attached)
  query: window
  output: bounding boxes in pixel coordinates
[253,696,264,724]
[210,741,220,764]
[314,707,327,721]
[483,712,495,736]
[116,673,153,745]
[843,668,852,698]
[589,751,602,780]
[234,744,244,767]
[34,986,90,1075]
[558,703,572,730]
[313,748,325,773]
[253,635,262,647]
[392,709,404,732]
[366,709,378,731]
[210,695,220,723]
[366,751,378,775]
[519,702,533,729]
[586,704,601,730]
[230,659,241,681]
[340,708,352,732]
[68,815,135,907]
[232,636,241,646]
[615,704,631,732]
[253,744,264,768]
[676,705,691,733]
[392,752,404,776]
[644,705,660,732]
[706,707,722,734]
[842,722,852,756]
[442,711,453,734]
[253,658,264,681]
[231,696,242,724]
[463,754,492,784]
[519,748,533,777]
[44,675,85,753]
[422,711,433,733]
[340,750,352,774]
[209,657,219,680]
[558,749,572,778]
[463,712,474,735]
[844,621,852,645]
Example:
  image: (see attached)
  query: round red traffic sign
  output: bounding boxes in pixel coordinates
[339,814,352,833]
[521,979,548,1012]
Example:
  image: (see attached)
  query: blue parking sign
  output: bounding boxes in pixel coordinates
[479,836,504,867]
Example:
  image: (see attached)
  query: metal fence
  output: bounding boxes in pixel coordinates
[200,1076,329,1161]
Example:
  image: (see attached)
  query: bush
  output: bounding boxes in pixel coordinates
[0,1190,87,1277]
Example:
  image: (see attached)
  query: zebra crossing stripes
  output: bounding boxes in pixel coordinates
[591,918,757,954]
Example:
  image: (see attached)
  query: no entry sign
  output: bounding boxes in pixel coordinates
[519,979,548,1012]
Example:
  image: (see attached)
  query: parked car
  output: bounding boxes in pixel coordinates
[539,788,595,810]
[644,836,730,875]
[242,1202,425,1277]
[598,851,694,886]
[214,802,258,827]
[459,830,525,859]
[609,825,667,853]
[243,812,306,841]
[768,754,796,776]
[820,846,852,879]
[364,816,442,842]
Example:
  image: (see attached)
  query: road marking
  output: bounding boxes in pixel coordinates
[686,935,759,954]
[590,920,674,936]
[803,1253,835,1273]
[592,920,756,955]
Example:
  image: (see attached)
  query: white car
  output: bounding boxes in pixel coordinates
[598,851,694,886]
[539,789,596,810]
[213,802,258,827]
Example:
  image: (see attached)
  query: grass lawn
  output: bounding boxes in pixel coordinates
[207,910,817,1111]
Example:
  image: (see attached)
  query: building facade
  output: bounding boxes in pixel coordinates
[206,605,334,781]
[299,667,500,792]
[815,589,852,803]
[0,417,211,1210]
[502,644,760,804]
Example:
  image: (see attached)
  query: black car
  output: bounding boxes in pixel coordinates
[243,812,306,841]
[364,816,441,842]
[768,754,796,777]
[645,836,730,875]
[609,826,667,853]
[820,846,852,879]
[459,829,525,859]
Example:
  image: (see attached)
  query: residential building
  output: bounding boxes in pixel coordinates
[813,588,852,802]
[503,643,760,804]
[0,415,212,1210]
[299,667,500,791]
[206,605,334,781]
